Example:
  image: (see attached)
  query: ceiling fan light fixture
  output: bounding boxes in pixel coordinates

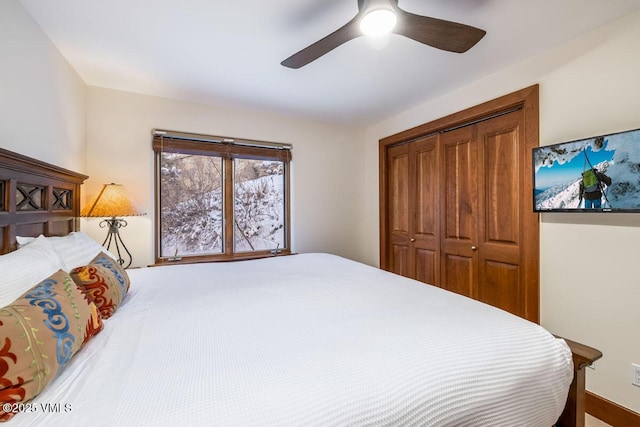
[281,0,486,69]
[359,8,397,37]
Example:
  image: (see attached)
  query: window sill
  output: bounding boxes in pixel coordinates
[150,250,294,267]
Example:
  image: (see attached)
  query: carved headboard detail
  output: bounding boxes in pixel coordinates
[0,147,87,254]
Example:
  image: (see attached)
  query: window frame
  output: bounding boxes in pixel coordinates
[152,131,292,265]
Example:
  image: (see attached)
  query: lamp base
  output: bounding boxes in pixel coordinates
[100,217,133,268]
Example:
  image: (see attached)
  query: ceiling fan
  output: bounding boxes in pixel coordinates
[281,0,486,69]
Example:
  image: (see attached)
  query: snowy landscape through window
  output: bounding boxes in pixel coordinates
[153,131,291,262]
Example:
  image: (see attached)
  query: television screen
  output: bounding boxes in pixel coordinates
[533,127,640,212]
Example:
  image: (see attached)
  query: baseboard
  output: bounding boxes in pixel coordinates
[586,391,640,426]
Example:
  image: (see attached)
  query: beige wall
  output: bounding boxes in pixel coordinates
[0,0,86,171]
[362,11,640,412]
[84,87,365,268]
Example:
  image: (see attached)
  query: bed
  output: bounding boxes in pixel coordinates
[0,147,601,426]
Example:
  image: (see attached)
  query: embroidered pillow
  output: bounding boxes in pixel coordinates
[70,265,124,319]
[0,270,103,421]
[70,253,130,319]
[90,253,130,294]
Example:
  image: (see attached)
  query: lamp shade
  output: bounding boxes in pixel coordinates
[81,183,146,218]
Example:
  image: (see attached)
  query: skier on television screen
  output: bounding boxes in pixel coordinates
[579,165,612,209]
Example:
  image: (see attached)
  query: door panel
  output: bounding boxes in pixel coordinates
[443,254,474,298]
[477,110,527,317]
[440,126,478,295]
[415,248,437,285]
[413,139,438,238]
[389,149,409,234]
[481,120,520,246]
[479,260,521,316]
[442,131,476,242]
[387,144,410,275]
[411,136,439,285]
[392,244,409,277]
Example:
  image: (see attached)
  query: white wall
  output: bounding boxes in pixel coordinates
[84,87,365,268]
[362,11,640,412]
[0,0,85,171]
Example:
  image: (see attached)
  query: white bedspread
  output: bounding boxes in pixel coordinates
[14,254,572,426]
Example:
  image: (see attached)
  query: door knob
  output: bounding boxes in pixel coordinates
[471,246,477,251]
[410,238,416,242]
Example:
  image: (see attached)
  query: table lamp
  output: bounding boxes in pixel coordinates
[81,183,146,268]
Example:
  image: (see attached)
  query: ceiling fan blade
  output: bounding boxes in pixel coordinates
[394,9,486,53]
[281,16,361,69]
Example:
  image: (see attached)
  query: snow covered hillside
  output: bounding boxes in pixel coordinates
[160,154,285,256]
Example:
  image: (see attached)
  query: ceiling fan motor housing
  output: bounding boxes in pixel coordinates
[358,0,398,13]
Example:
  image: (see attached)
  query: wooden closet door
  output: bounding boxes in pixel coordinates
[411,136,439,285]
[440,125,478,299]
[476,109,527,316]
[439,109,530,318]
[385,136,439,283]
[386,143,410,276]
[380,86,539,322]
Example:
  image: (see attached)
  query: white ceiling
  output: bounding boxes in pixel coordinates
[20,0,640,126]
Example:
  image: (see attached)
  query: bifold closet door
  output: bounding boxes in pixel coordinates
[411,136,439,285]
[475,110,527,317]
[440,125,478,299]
[381,86,540,322]
[439,109,528,318]
[387,143,410,277]
[386,136,439,284]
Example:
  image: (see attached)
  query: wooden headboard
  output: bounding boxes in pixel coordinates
[0,147,87,254]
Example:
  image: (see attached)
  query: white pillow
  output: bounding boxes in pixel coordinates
[0,235,66,307]
[16,232,116,271]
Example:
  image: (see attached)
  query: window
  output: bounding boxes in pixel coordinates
[153,131,291,263]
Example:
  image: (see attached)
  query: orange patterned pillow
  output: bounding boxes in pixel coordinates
[70,252,130,319]
[70,264,124,319]
[0,270,103,421]
[89,253,130,294]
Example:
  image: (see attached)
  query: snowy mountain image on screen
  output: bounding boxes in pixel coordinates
[534,129,640,210]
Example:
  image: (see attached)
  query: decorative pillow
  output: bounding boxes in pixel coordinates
[70,253,130,319]
[0,236,66,308]
[70,265,124,319]
[17,232,116,271]
[0,270,103,421]
[90,253,130,294]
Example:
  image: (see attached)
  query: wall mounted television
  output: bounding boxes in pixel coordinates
[533,127,640,212]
